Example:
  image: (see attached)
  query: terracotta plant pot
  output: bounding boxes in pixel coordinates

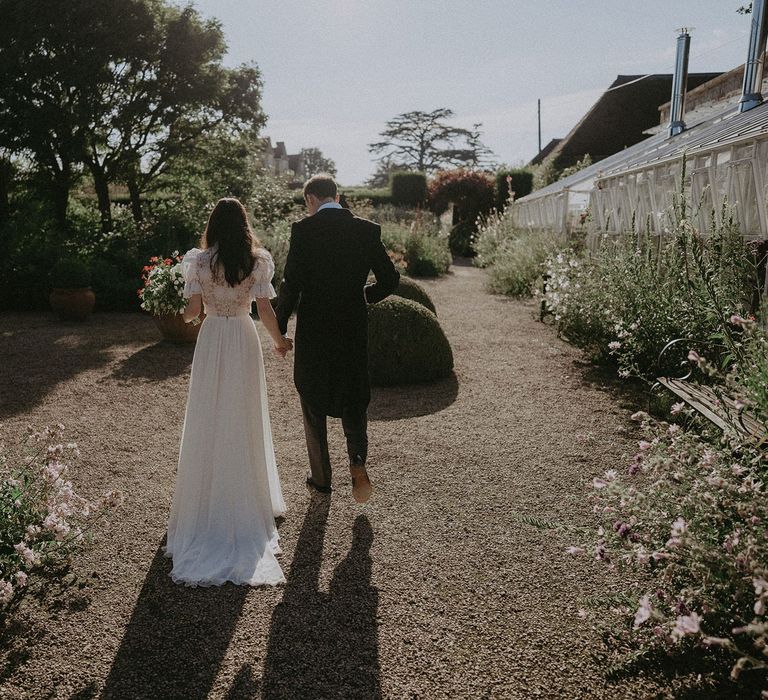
[49,288,96,321]
[152,312,205,344]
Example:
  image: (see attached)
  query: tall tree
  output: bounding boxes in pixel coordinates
[0,0,266,234]
[368,108,494,173]
[81,3,266,229]
[300,147,337,177]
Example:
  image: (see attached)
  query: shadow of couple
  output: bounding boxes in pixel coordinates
[97,503,380,699]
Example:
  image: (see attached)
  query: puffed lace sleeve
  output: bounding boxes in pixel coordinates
[250,250,277,300]
[181,248,203,298]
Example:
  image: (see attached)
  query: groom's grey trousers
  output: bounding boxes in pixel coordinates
[300,397,368,490]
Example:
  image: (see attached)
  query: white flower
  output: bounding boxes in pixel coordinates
[0,580,13,604]
[671,517,687,538]
[14,571,27,588]
[633,595,653,628]
[14,541,41,567]
[671,612,702,641]
[608,341,622,351]
[670,402,685,415]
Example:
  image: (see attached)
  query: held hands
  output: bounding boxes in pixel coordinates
[273,335,293,359]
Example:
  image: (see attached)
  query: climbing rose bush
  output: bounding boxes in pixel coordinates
[0,424,123,608]
[570,410,767,688]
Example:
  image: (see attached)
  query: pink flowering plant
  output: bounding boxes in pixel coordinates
[569,409,767,687]
[138,251,186,316]
[0,424,123,611]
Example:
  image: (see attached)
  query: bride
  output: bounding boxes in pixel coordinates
[163,198,293,587]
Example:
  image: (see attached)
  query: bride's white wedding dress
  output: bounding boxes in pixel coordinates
[163,246,287,587]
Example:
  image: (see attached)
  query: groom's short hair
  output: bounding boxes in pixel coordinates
[303,174,337,200]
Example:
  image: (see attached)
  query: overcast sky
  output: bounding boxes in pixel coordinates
[192,1,753,185]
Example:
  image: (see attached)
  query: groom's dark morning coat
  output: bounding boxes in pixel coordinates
[275,208,400,418]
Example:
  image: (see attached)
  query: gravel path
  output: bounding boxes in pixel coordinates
[0,263,713,699]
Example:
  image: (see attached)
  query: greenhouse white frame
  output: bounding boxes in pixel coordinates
[510,100,768,247]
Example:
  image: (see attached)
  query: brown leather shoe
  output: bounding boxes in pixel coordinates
[350,465,373,504]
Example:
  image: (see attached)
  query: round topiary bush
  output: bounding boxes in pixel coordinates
[368,297,453,386]
[369,275,437,315]
[393,277,436,315]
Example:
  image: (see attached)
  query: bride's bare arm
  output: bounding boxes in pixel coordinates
[255,298,292,356]
[183,293,203,323]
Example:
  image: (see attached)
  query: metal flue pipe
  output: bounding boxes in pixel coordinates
[668,29,691,137]
[739,0,768,113]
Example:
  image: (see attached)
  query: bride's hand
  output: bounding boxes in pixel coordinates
[273,336,292,358]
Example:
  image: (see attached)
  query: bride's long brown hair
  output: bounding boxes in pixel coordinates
[201,198,263,286]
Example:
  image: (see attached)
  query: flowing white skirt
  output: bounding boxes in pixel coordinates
[164,314,287,587]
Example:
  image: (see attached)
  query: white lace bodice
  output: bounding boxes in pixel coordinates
[182,247,276,317]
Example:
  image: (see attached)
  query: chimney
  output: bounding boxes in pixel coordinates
[668,29,691,137]
[739,0,768,113]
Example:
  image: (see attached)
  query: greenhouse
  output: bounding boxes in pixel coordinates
[510,100,768,245]
[511,12,768,251]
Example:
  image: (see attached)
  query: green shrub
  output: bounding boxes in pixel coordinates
[367,297,453,385]
[380,220,451,278]
[486,230,559,297]
[256,220,291,289]
[91,259,141,312]
[49,258,92,288]
[376,276,436,314]
[295,188,394,207]
[542,217,758,380]
[390,172,427,207]
[495,169,533,211]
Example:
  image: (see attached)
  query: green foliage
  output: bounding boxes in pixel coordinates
[367,297,453,385]
[251,175,297,228]
[0,0,266,230]
[392,277,437,315]
[543,213,758,379]
[533,157,559,190]
[568,411,768,689]
[49,257,91,289]
[300,147,337,177]
[486,230,559,298]
[0,192,60,311]
[558,154,593,181]
[336,188,394,207]
[0,425,122,611]
[365,158,409,188]
[495,169,533,211]
[390,171,427,207]
[256,220,291,289]
[428,169,495,256]
[380,219,451,278]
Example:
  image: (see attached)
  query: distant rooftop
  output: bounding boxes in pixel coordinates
[545,72,722,169]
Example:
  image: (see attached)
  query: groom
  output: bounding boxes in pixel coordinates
[276,173,400,503]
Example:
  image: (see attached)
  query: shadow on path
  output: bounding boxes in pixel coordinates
[369,372,458,421]
[109,342,194,382]
[0,328,115,420]
[260,502,380,699]
[101,541,247,699]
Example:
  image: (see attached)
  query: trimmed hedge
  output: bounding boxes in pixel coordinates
[292,187,394,207]
[367,297,453,385]
[394,277,436,314]
[495,169,533,211]
[390,172,427,207]
[369,275,437,314]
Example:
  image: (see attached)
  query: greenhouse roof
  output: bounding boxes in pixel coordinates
[518,99,768,201]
